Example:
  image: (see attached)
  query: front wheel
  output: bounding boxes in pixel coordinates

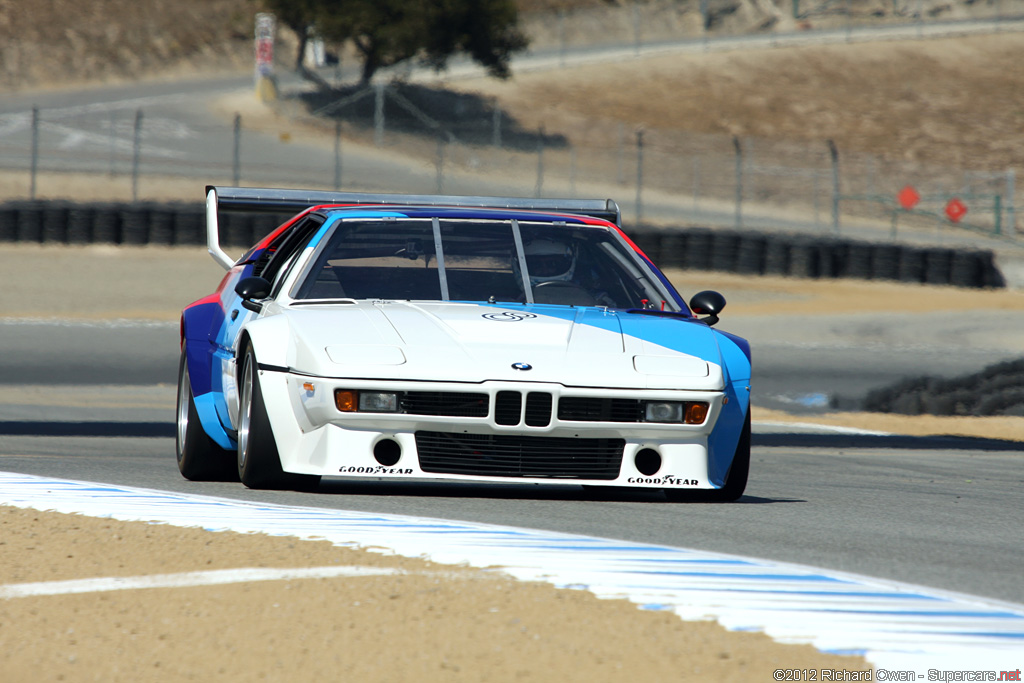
[176,352,237,482]
[665,411,750,503]
[237,344,320,491]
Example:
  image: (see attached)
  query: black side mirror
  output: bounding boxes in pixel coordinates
[688,290,726,327]
[235,276,272,313]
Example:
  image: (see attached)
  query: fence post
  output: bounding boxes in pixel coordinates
[692,157,700,212]
[1006,168,1016,236]
[435,136,445,194]
[374,83,385,147]
[827,139,840,234]
[334,121,343,190]
[132,109,143,202]
[813,169,821,229]
[569,145,577,197]
[733,136,743,230]
[635,128,645,224]
[632,3,642,55]
[108,110,118,177]
[558,10,567,67]
[492,101,502,148]
[616,123,625,185]
[30,106,39,200]
[232,113,241,185]
[535,126,545,198]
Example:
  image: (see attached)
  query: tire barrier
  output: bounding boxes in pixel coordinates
[627,225,1005,289]
[862,358,1024,417]
[0,200,1008,289]
[0,200,295,249]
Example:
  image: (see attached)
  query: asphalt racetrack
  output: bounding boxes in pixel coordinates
[0,246,1021,606]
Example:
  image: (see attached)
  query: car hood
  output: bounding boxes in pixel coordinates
[282,301,727,390]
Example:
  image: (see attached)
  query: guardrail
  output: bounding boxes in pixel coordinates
[0,200,1005,289]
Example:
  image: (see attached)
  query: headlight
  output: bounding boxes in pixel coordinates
[358,391,399,412]
[334,389,400,413]
[643,401,709,424]
[645,401,683,423]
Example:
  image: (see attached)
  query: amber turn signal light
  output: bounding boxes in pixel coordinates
[685,402,709,425]
[334,390,357,412]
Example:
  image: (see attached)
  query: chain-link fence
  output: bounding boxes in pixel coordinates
[4,90,1018,244]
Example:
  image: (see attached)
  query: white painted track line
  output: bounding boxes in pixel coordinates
[0,566,404,599]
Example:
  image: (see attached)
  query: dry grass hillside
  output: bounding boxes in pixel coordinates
[0,0,256,88]
[465,33,1024,172]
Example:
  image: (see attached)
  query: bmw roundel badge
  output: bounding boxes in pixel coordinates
[482,311,537,322]
[511,362,533,371]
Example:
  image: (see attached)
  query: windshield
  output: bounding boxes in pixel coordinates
[292,217,679,311]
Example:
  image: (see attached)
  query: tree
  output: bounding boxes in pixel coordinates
[264,0,529,86]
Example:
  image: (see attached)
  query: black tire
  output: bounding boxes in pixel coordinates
[665,411,750,503]
[176,352,238,481]
[237,344,321,491]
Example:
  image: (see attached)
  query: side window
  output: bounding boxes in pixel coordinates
[261,215,325,294]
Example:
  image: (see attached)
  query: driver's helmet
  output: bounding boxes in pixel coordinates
[523,238,576,285]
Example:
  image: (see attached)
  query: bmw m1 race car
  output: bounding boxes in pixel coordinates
[177,187,751,500]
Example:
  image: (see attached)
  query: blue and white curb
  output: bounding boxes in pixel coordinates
[0,471,1020,671]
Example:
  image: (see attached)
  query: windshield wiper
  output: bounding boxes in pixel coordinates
[624,308,692,320]
[290,298,359,306]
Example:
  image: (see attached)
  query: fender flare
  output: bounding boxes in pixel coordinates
[236,315,293,379]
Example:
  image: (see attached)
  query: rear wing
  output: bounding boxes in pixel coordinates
[205,186,621,270]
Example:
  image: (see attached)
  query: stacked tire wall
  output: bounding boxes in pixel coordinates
[862,359,1024,418]
[0,200,1007,289]
[626,226,1005,289]
[0,200,292,249]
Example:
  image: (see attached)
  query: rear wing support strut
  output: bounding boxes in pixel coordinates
[206,188,236,271]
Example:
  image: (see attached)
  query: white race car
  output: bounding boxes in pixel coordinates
[177,187,751,500]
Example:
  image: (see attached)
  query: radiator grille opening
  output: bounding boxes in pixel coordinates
[416,431,625,480]
[402,391,488,417]
[495,391,522,426]
[557,397,644,423]
[524,392,553,427]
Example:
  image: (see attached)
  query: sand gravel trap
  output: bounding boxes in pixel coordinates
[0,506,866,682]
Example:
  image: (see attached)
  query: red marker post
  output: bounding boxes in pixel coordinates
[892,185,920,237]
[945,198,968,223]
[898,185,920,211]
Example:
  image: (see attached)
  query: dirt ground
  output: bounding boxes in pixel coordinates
[0,506,867,682]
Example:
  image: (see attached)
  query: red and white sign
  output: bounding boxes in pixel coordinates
[897,185,920,210]
[255,13,276,78]
[945,198,968,223]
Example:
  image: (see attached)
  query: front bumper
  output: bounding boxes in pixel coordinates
[257,370,731,489]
